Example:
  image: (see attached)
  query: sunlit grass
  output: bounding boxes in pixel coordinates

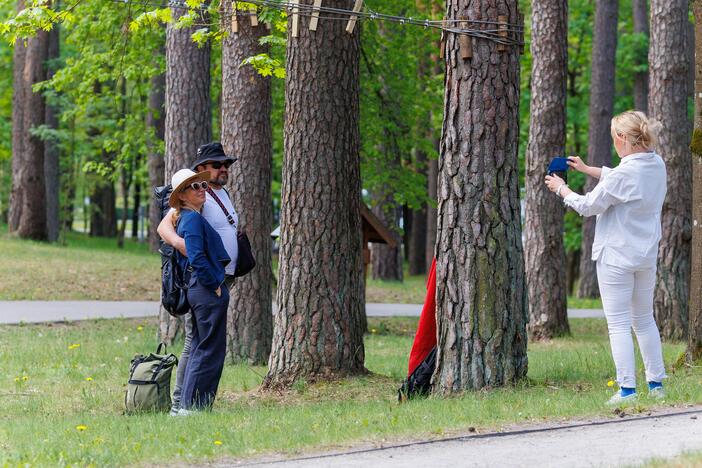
[1,317,699,466]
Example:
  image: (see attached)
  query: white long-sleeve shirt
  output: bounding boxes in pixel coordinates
[563,151,667,269]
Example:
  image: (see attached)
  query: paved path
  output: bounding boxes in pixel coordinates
[0,301,604,324]
[235,406,702,468]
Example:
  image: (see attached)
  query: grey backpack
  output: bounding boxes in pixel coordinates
[125,343,178,414]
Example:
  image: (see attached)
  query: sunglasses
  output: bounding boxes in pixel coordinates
[208,160,233,170]
[186,181,209,191]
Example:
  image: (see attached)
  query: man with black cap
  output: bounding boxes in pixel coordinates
[157,141,239,415]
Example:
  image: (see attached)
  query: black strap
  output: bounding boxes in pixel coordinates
[156,343,166,355]
[206,187,237,227]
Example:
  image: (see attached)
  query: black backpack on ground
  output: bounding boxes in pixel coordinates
[154,185,190,317]
[398,346,436,402]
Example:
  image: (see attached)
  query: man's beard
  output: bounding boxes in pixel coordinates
[214,173,228,186]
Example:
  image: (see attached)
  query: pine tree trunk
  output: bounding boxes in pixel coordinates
[45,24,60,242]
[264,0,365,387]
[688,0,702,362]
[632,0,649,113]
[221,8,273,365]
[650,0,692,341]
[164,6,211,177]
[160,3,212,344]
[525,0,569,340]
[433,0,528,393]
[9,0,49,240]
[577,0,618,299]
[147,60,165,253]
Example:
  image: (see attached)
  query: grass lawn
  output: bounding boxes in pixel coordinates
[1,317,700,466]
[0,228,159,301]
[1,227,604,308]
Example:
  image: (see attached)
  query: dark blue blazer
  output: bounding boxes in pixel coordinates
[176,209,231,291]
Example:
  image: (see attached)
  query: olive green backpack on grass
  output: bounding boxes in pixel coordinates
[125,343,178,414]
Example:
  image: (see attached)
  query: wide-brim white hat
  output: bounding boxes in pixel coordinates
[168,169,211,208]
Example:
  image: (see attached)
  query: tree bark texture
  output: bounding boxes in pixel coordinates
[687,0,702,362]
[433,0,528,393]
[221,9,274,365]
[147,64,165,253]
[524,0,569,340]
[164,6,211,177]
[371,199,403,281]
[577,0,618,299]
[160,4,212,344]
[9,0,49,240]
[44,25,60,242]
[632,0,649,113]
[264,0,365,387]
[650,0,692,341]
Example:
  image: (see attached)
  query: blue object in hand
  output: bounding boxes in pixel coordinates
[548,157,570,175]
[548,157,569,183]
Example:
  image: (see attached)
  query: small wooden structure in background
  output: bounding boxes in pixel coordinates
[360,204,397,280]
[271,204,396,283]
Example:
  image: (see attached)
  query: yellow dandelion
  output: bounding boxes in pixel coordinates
[371,328,377,334]
[214,440,223,446]
[607,380,615,387]
[76,425,88,432]
[85,377,93,382]
[22,376,28,381]
[14,377,20,383]
[137,326,144,332]
[68,343,81,350]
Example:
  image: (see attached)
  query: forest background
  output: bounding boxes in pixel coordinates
[0,0,690,299]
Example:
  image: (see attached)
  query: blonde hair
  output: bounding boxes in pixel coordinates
[611,110,662,149]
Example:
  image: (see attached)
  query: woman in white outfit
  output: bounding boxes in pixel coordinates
[545,110,667,405]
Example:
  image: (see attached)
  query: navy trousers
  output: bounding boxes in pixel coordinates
[181,277,229,410]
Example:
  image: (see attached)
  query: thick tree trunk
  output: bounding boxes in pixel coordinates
[9,0,49,240]
[264,0,365,387]
[147,63,165,253]
[525,0,569,340]
[632,0,649,113]
[371,198,403,281]
[577,0,618,299]
[650,0,692,341]
[221,8,273,365]
[164,6,211,177]
[433,0,528,393]
[160,3,212,344]
[688,0,702,362]
[45,24,60,242]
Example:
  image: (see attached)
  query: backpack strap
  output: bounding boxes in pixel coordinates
[206,187,237,227]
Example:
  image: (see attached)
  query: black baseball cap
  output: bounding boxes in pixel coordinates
[190,142,237,170]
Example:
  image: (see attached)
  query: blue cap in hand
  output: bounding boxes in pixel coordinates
[548,157,570,175]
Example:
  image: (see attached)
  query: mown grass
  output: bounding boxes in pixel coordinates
[0,227,159,301]
[1,317,700,467]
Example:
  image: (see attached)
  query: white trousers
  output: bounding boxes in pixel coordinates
[596,261,667,388]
